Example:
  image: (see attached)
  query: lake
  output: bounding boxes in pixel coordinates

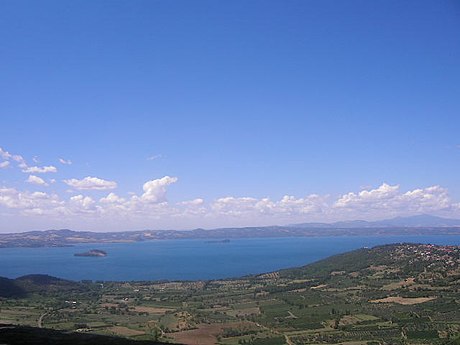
[1,235,460,281]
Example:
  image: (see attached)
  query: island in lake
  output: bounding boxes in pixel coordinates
[205,239,231,243]
[74,249,107,257]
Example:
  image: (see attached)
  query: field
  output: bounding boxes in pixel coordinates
[1,243,460,345]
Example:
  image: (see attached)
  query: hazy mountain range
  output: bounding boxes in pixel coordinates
[1,214,460,248]
[289,214,460,228]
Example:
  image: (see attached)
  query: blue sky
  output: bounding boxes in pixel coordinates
[1,1,459,232]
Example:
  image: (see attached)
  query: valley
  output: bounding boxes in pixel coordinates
[1,243,460,344]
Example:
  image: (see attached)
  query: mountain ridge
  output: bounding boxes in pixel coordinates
[289,214,460,228]
[1,214,460,248]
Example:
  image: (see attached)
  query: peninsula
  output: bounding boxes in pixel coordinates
[74,249,107,257]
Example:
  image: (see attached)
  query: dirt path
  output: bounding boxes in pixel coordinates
[37,312,48,328]
[287,311,298,319]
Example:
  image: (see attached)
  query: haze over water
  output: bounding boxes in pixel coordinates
[2,235,460,281]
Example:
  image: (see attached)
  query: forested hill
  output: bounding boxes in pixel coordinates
[278,242,460,280]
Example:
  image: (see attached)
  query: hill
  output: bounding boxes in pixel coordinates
[0,324,170,345]
[0,277,26,298]
[279,242,460,280]
[0,274,82,298]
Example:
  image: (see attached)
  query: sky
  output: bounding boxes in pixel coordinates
[1,1,460,232]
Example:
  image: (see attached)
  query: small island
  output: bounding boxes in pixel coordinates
[205,239,231,244]
[74,249,107,257]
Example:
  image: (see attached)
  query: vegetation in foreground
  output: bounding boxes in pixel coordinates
[1,243,460,345]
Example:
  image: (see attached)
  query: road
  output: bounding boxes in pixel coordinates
[37,312,48,328]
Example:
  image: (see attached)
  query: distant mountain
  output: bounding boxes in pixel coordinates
[371,214,460,227]
[1,214,460,249]
[290,214,460,228]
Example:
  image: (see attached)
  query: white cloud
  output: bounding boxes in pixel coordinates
[277,194,328,215]
[399,185,451,212]
[176,198,206,216]
[59,158,72,165]
[335,183,400,208]
[23,165,58,174]
[178,198,204,206]
[0,179,459,230]
[0,147,61,174]
[70,195,96,210]
[100,192,125,204]
[138,176,178,203]
[26,175,48,186]
[64,176,118,190]
[333,183,452,219]
[210,194,327,219]
[0,161,10,169]
[0,147,12,160]
[212,196,261,216]
[0,147,27,168]
[0,187,63,215]
[94,177,179,218]
[147,154,162,161]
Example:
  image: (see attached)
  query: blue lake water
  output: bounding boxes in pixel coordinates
[1,235,460,281]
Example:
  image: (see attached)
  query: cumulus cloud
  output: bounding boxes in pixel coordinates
[139,176,178,203]
[70,195,96,210]
[0,179,460,230]
[210,194,328,219]
[23,165,58,174]
[100,192,126,204]
[204,185,459,223]
[26,175,48,186]
[212,196,262,216]
[0,161,10,169]
[93,177,180,218]
[334,183,452,218]
[1,176,178,220]
[335,183,400,208]
[59,158,72,165]
[176,198,206,216]
[0,187,64,215]
[64,176,117,190]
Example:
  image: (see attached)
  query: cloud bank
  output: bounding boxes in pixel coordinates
[1,178,459,231]
[1,146,459,231]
